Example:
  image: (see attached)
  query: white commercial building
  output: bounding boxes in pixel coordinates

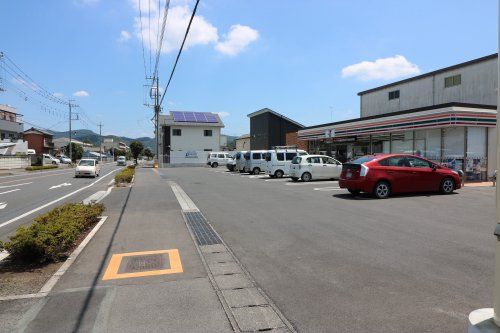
[159,111,225,165]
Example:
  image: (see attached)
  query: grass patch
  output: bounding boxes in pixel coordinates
[0,203,105,263]
[115,166,135,183]
[25,165,58,171]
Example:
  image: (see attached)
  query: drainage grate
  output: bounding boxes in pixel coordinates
[122,254,166,273]
[184,211,222,245]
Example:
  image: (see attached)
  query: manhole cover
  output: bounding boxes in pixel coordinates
[121,254,168,273]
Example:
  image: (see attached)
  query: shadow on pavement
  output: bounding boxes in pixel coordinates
[333,191,458,200]
[71,186,133,333]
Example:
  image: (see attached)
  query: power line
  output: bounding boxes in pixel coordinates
[138,0,149,78]
[152,0,171,84]
[159,0,200,106]
[148,0,152,75]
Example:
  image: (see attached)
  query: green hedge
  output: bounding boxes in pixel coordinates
[0,203,104,263]
[25,165,59,171]
[127,164,136,170]
[115,167,135,183]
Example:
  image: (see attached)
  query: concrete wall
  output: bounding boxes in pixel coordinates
[235,137,250,151]
[169,150,210,164]
[361,57,498,117]
[0,156,30,169]
[170,126,221,151]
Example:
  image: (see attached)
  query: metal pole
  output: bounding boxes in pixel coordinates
[68,100,73,162]
[494,0,500,325]
[98,122,103,163]
[155,77,160,168]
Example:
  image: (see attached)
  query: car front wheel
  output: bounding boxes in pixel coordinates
[301,172,312,182]
[440,177,454,194]
[274,170,284,178]
[252,168,260,175]
[373,181,391,199]
[211,162,218,168]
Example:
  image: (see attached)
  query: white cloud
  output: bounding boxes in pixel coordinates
[73,90,90,97]
[53,92,64,98]
[216,112,230,118]
[341,55,421,81]
[215,25,259,56]
[118,30,132,42]
[132,1,218,54]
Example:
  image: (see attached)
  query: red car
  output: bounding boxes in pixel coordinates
[339,154,462,199]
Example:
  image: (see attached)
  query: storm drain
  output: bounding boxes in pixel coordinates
[184,211,222,246]
[119,254,168,273]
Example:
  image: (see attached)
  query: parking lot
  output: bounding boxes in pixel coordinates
[160,166,496,333]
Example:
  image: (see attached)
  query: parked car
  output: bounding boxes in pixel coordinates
[43,154,60,165]
[235,151,247,173]
[207,152,232,168]
[243,150,268,174]
[75,159,100,178]
[290,154,342,182]
[226,157,236,171]
[59,155,71,164]
[264,149,308,178]
[117,156,127,166]
[339,154,462,199]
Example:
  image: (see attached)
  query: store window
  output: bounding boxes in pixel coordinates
[444,74,461,88]
[388,90,400,100]
[443,127,465,172]
[414,129,441,162]
[466,127,487,181]
[391,131,413,154]
[371,133,390,154]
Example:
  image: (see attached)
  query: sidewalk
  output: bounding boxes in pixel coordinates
[0,168,232,332]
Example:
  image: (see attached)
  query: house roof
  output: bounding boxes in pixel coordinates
[357,53,498,96]
[237,134,250,139]
[160,111,225,127]
[247,108,305,128]
[23,127,53,137]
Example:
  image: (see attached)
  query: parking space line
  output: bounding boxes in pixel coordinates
[313,187,343,191]
[285,181,339,186]
[0,189,20,195]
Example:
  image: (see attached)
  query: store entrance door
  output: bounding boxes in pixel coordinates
[332,145,348,163]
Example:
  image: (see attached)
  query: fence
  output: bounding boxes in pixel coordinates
[0,156,30,170]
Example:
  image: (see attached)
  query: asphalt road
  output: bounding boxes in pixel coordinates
[0,163,122,241]
[160,167,496,333]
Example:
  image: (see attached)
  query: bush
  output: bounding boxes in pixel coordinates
[26,165,58,171]
[127,164,136,169]
[115,167,135,183]
[0,203,105,263]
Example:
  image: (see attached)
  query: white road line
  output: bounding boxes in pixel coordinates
[313,187,343,191]
[0,189,20,195]
[264,178,290,182]
[0,168,72,180]
[0,171,75,185]
[49,183,71,190]
[0,182,32,189]
[0,168,121,229]
[107,178,115,186]
[285,181,339,186]
[0,202,7,209]
[169,181,199,211]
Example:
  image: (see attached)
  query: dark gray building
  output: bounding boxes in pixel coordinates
[247,108,304,150]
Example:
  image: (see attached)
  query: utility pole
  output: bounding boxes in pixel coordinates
[154,78,161,168]
[68,100,78,163]
[98,122,103,163]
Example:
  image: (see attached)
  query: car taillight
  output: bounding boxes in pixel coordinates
[360,164,369,177]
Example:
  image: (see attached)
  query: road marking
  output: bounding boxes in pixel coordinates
[264,178,289,182]
[49,182,72,190]
[0,202,7,209]
[313,187,343,191]
[0,171,74,185]
[0,168,121,229]
[102,249,183,280]
[0,189,20,195]
[0,182,32,189]
[107,178,115,186]
[83,186,113,205]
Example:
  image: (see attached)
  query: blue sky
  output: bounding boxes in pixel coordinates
[0,0,497,138]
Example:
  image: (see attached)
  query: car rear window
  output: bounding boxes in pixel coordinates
[285,152,296,161]
[277,153,284,161]
[291,156,301,164]
[264,152,272,161]
[350,156,376,164]
[252,153,261,159]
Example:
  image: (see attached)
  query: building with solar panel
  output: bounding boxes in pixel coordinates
[158,111,225,165]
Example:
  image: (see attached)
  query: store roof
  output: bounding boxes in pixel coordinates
[247,108,305,128]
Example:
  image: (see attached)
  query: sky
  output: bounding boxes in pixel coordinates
[0,0,497,138]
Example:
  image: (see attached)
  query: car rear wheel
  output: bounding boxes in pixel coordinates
[348,189,360,196]
[252,168,260,175]
[301,172,312,182]
[211,162,218,168]
[373,181,391,199]
[440,177,455,194]
[274,170,284,178]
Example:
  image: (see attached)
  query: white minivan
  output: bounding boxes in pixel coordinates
[207,152,232,168]
[235,151,247,173]
[264,149,308,178]
[243,150,268,174]
[43,154,60,166]
[289,154,342,182]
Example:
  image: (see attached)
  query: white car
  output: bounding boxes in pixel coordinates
[264,149,308,178]
[235,151,247,173]
[207,152,232,168]
[75,159,100,178]
[59,155,71,164]
[43,154,60,165]
[243,150,268,174]
[289,154,342,182]
[226,157,236,171]
[117,156,127,166]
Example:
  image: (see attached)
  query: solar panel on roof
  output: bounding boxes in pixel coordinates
[171,111,218,123]
[184,112,197,122]
[194,113,207,122]
[204,113,218,123]
[172,112,185,122]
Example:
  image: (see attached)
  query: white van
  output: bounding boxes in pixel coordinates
[235,151,247,173]
[264,149,308,178]
[43,154,60,166]
[207,152,232,168]
[243,150,268,174]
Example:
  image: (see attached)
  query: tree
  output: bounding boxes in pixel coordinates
[129,141,144,163]
[113,149,126,160]
[143,148,154,160]
[65,143,83,162]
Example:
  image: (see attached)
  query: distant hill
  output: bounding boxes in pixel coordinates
[50,130,155,151]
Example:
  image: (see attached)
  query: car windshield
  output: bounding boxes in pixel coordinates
[291,156,302,164]
[79,160,95,166]
[350,156,376,164]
